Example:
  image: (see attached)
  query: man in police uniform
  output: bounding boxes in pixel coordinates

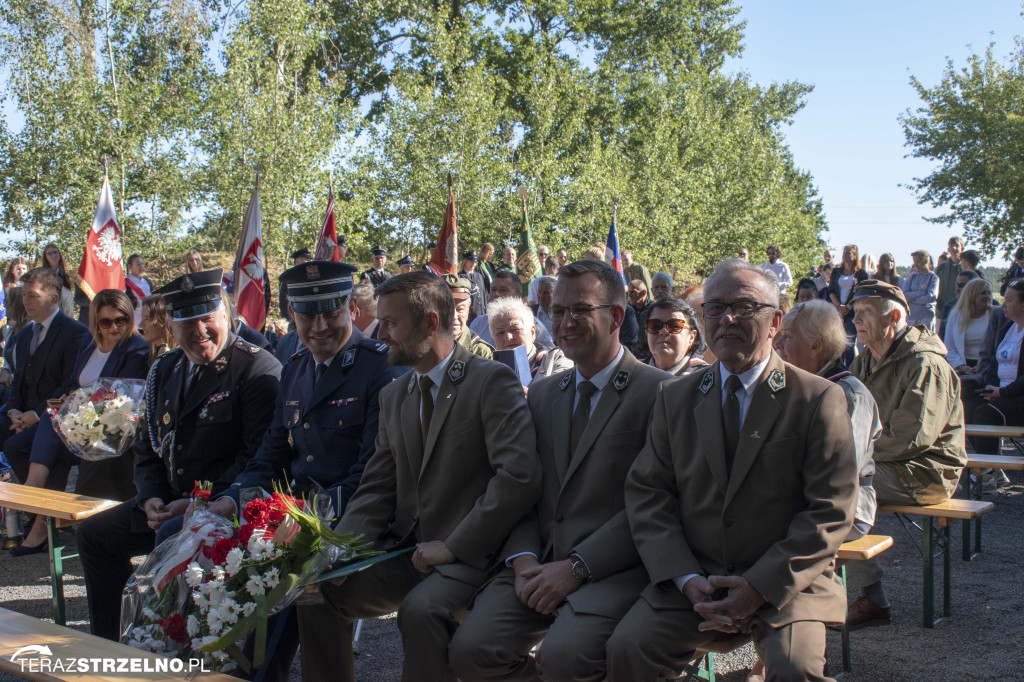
[198,261,404,523]
[459,251,487,320]
[450,274,494,360]
[397,255,416,274]
[76,270,282,641]
[362,245,392,288]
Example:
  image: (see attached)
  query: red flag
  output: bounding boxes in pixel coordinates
[430,186,458,275]
[231,185,266,330]
[78,176,124,299]
[314,195,341,262]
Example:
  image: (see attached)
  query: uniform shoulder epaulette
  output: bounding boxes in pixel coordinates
[154,346,178,361]
[287,347,310,364]
[358,336,389,355]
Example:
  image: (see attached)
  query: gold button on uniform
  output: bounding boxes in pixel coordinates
[303,422,310,430]
[306,455,314,463]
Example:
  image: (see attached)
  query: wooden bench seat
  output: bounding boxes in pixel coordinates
[0,606,235,682]
[878,499,993,628]
[963,424,1024,439]
[837,534,893,562]
[0,482,118,625]
[964,453,1024,471]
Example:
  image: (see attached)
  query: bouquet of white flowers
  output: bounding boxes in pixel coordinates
[52,378,146,461]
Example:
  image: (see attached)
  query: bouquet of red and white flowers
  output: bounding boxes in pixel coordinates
[120,484,376,673]
[52,378,146,461]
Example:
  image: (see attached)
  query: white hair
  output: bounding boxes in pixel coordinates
[880,299,908,331]
[487,297,534,335]
[706,258,780,303]
[785,300,847,365]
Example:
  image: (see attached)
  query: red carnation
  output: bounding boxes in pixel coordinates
[242,498,270,527]
[209,536,239,565]
[267,492,298,513]
[268,508,285,524]
[159,614,188,643]
[237,523,255,546]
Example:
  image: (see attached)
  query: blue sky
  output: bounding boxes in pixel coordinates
[725,2,1023,268]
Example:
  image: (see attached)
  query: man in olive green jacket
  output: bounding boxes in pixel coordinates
[847,280,966,629]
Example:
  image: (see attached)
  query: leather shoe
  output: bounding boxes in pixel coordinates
[10,540,47,557]
[846,595,890,630]
[3,536,23,550]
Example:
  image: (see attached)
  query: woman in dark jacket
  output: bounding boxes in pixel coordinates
[10,290,149,556]
[972,280,1024,457]
[828,244,869,365]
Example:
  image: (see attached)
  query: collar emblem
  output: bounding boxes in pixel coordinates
[448,359,466,385]
[767,368,786,392]
[612,369,631,390]
[559,372,573,390]
[342,347,356,367]
[699,372,714,394]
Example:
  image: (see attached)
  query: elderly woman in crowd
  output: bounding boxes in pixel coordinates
[487,296,572,379]
[901,249,940,329]
[944,278,993,376]
[10,289,150,556]
[773,299,882,655]
[645,297,708,376]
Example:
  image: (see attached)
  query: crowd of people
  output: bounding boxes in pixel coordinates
[0,232,1020,681]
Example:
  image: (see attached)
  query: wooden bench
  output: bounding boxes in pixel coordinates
[879,499,993,628]
[0,606,235,682]
[683,536,894,680]
[963,424,1024,440]
[959,454,1024,559]
[0,482,118,626]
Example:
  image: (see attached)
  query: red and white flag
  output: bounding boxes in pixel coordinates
[78,175,124,299]
[429,186,458,275]
[229,185,266,330]
[314,195,341,262]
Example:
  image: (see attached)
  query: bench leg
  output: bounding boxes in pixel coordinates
[839,563,851,673]
[942,520,952,619]
[46,518,66,626]
[961,471,975,561]
[922,516,934,628]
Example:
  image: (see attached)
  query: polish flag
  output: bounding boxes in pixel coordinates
[314,194,341,262]
[78,176,124,299]
[429,184,458,275]
[228,185,266,330]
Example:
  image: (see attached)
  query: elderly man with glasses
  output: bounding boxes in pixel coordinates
[608,258,857,682]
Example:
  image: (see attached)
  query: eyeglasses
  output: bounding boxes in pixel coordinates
[550,303,617,321]
[97,316,130,329]
[702,301,777,319]
[645,319,691,335]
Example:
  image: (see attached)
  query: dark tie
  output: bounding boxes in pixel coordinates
[570,381,598,455]
[723,375,743,473]
[314,363,328,386]
[185,365,203,400]
[29,322,42,354]
[419,375,435,446]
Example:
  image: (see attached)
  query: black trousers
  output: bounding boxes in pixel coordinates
[76,500,156,640]
[972,397,1024,454]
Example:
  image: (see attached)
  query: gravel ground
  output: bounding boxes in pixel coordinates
[3,468,1023,681]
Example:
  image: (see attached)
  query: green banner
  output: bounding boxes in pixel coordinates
[515,208,542,296]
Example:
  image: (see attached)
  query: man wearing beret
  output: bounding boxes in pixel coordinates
[459,251,487,320]
[76,270,282,641]
[845,279,965,629]
[448,274,494,359]
[362,245,392,288]
[298,271,541,682]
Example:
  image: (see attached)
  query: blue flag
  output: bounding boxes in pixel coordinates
[606,213,626,284]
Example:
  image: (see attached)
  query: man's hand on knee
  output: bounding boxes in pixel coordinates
[513,555,542,604]
[412,541,455,572]
[522,560,581,615]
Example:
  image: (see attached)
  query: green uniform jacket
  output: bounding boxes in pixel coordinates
[851,326,966,503]
[457,325,494,359]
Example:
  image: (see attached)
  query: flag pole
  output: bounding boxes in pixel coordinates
[329,169,334,200]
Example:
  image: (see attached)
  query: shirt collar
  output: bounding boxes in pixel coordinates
[37,306,60,333]
[719,353,772,395]
[575,345,625,392]
[417,342,457,387]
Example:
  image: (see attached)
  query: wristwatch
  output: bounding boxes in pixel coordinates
[570,554,591,582]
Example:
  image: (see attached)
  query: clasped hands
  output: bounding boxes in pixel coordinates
[512,554,581,616]
[142,497,192,531]
[685,574,766,633]
[7,409,40,433]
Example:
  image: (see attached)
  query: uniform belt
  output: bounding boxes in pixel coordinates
[859,474,873,487]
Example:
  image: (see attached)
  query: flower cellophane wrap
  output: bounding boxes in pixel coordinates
[52,378,145,461]
[119,487,377,673]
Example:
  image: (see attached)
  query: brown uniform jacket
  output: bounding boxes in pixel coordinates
[338,343,541,586]
[504,350,671,617]
[626,353,858,626]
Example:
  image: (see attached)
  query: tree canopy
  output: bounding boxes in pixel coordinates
[902,36,1024,258]
[0,0,827,278]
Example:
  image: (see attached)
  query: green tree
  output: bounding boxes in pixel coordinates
[902,37,1024,257]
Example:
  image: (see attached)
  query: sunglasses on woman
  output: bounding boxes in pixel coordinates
[98,316,130,330]
[645,319,690,335]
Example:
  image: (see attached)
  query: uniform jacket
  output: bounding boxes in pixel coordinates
[338,342,541,586]
[133,334,281,515]
[851,326,966,503]
[626,354,858,627]
[362,268,392,288]
[225,330,404,515]
[459,268,488,321]
[9,311,90,414]
[504,350,670,617]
